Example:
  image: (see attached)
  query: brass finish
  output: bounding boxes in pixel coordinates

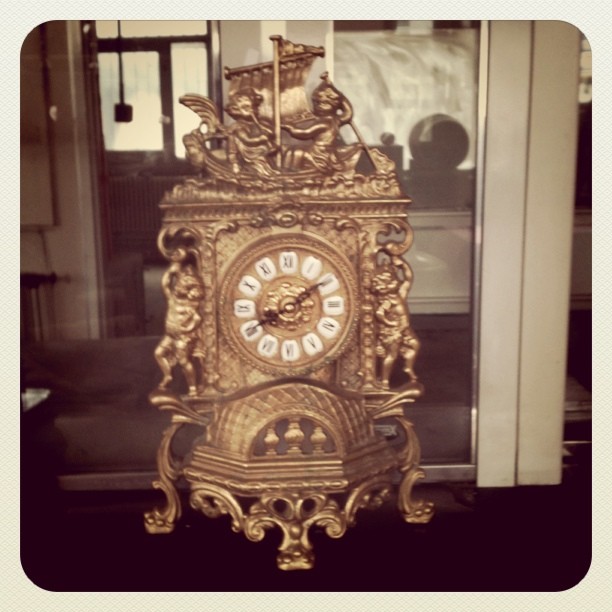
[372,252,421,389]
[145,35,433,570]
[154,260,205,396]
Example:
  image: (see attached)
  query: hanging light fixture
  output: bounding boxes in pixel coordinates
[114,20,133,122]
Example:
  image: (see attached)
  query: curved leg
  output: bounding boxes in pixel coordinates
[344,475,393,527]
[144,422,184,534]
[396,417,434,524]
[189,483,245,533]
[398,464,434,523]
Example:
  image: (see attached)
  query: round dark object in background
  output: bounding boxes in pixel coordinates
[408,114,469,170]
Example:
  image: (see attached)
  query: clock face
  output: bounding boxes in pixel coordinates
[220,234,358,376]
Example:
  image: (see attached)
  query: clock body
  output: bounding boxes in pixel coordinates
[156,198,415,395]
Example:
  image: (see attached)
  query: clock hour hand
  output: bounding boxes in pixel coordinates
[254,309,280,328]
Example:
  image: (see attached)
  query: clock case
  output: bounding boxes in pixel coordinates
[144,36,433,570]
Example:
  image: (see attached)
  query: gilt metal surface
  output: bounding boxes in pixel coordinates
[145,35,432,570]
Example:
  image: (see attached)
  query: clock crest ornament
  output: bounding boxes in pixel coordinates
[144,35,433,570]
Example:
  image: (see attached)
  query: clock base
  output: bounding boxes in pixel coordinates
[189,478,395,572]
[144,380,433,570]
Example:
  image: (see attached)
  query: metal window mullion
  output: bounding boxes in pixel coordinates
[158,42,174,160]
[208,21,223,117]
[97,36,208,53]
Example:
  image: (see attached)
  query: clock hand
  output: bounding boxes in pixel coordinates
[254,310,279,328]
[294,280,324,304]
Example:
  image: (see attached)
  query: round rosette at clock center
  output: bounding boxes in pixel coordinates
[260,278,321,335]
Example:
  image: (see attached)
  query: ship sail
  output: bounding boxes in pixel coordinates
[224,37,325,124]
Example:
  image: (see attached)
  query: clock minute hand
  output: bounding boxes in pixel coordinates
[295,280,324,304]
[281,280,324,311]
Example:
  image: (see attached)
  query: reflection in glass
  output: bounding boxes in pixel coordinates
[334,22,482,466]
[171,43,208,157]
[334,25,479,209]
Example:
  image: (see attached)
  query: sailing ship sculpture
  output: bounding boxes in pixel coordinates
[174,35,399,201]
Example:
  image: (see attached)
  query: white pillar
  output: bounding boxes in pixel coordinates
[516,21,580,485]
[477,21,580,486]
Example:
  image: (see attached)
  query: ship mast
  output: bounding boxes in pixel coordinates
[270,35,283,167]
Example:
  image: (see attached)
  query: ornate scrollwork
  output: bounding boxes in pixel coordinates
[397,464,435,524]
[150,389,210,426]
[376,406,434,525]
[344,476,393,526]
[244,492,347,571]
[189,484,245,533]
[157,225,202,262]
[375,219,414,257]
[144,421,185,534]
[249,204,325,229]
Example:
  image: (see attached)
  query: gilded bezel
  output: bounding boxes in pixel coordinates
[219,231,360,376]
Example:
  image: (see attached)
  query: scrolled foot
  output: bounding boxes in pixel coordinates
[401,500,434,524]
[144,509,176,534]
[397,465,434,524]
[277,535,315,571]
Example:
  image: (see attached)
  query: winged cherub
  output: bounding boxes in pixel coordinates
[180,88,278,179]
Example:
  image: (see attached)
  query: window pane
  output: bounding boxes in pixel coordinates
[171,42,208,157]
[96,20,207,38]
[95,21,118,38]
[98,52,163,151]
[334,25,479,210]
[334,21,482,466]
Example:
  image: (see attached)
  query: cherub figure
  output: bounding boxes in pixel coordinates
[370,254,420,390]
[154,260,205,397]
[281,73,362,175]
[224,87,278,178]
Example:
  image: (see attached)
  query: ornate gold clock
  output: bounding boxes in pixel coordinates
[144,35,433,571]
